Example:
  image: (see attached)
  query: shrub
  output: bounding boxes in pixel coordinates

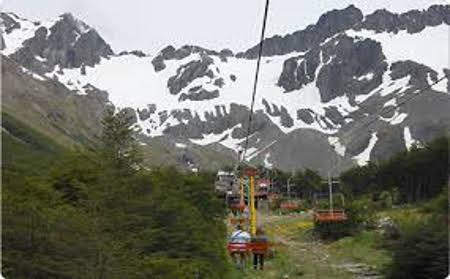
[383,190,448,279]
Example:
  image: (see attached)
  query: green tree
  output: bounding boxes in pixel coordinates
[292,168,323,201]
[340,136,448,203]
[100,108,142,173]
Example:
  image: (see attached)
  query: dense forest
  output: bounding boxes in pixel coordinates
[340,136,448,203]
[2,110,230,279]
[257,136,448,206]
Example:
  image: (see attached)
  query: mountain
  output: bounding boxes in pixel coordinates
[1,5,450,174]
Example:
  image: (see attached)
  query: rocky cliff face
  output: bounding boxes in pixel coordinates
[238,5,364,59]
[1,12,113,75]
[240,4,450,58]
[277,34,388,103]
[2,5,449,174]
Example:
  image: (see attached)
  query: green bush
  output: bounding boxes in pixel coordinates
[344,196,380,229]
[383,190,448,279]
[379,191,393,208]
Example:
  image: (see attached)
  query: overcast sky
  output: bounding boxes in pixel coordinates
[1,0,446,54]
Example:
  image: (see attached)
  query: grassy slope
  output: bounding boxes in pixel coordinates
[141,140,236,171]
[1,55,107,150]
[2,112,66,176]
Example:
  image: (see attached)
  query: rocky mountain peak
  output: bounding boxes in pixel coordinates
[55,12,91,36]
[238,5,363,59]
[118,50,147,57]
[239,4,450,59]
[152,44,233,72]
[0,12,24,34]
[359,4,450,33]
[315,4,363,34]
[278,33,387,104]
[3,12,113,75]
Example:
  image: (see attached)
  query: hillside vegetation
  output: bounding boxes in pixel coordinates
[2,111,231,279]
[340,136,448,203]
[2,110,448,279]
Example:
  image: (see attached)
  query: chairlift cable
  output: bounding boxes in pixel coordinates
[242,0,271,162]
[330,76,448,148]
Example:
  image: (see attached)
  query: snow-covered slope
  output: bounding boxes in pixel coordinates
[1,13,52,55]
[40,24,448,134]
[45,50,359,135]
[2,4,450,173]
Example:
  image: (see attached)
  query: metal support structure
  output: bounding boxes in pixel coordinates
[287,169,295,199]
[328,172,333,216]
[325,176,341,219]
[239,177,244,205]
[287,177,291,199]
[249,175,257,236]
[327,142,343,216]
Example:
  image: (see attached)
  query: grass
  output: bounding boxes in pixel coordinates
[2,112,66,176]
[377,205,425,225]
[328,230,391,270]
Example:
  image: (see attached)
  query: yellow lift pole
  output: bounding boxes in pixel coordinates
[239,177,244,205]
[249,175,257,235]
[243,166,258,236]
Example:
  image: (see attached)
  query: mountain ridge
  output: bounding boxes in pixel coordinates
[1,4,449,174]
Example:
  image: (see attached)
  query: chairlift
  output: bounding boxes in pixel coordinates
[227,166,271,268]
[313,177,349,236]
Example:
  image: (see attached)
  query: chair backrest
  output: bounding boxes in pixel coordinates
[314,209,348,223]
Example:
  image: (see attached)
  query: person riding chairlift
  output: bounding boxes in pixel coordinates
[230,225,251,268]
[252,226,268,270]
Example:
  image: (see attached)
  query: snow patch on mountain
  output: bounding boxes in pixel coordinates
[246,140,277,161]
[390,112,408,125]
[431,73,448,92]
[190,124,243,150]
[1,13,57,55]
[347,24,449,73]
[175,143,187,149]
[383,98,397,107]
[355,70,411,103]
[403,126,420,150]
[328,136,346,157]
[264,153,273,169]
[357,72,374,81]
[21,66,46,81]
[353,132,378,166]
[380,111,408,125]
[35,55,47,62]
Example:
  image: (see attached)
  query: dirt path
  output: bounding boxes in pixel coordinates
[230,212,386,279]
[261,212,349,279]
